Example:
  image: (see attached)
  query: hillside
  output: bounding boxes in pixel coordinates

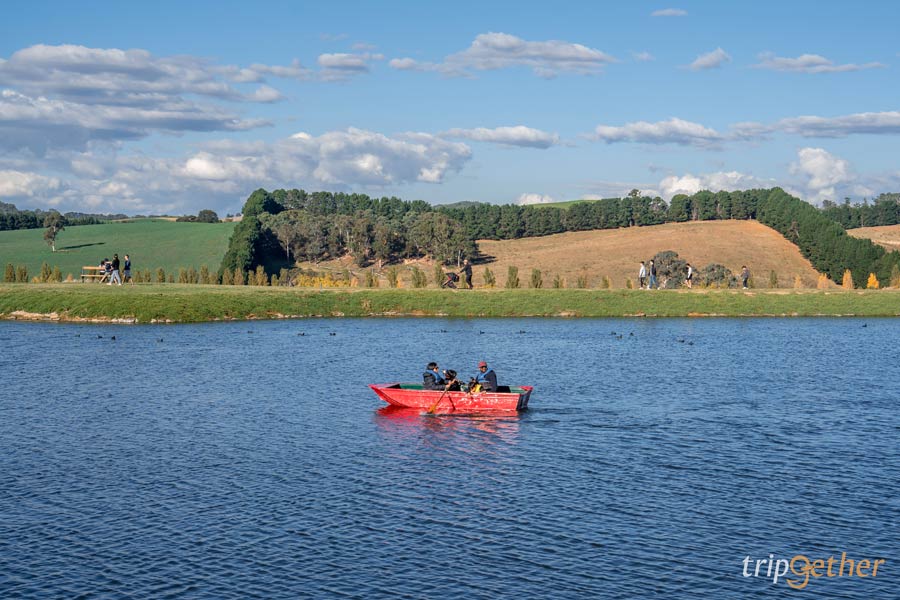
[0,219,236,279]
[847,224,900,252]
[477,220,825,288]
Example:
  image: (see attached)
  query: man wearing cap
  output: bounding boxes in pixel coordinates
[474,361,497,392]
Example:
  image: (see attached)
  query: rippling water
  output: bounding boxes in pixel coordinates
[1,319,897,598]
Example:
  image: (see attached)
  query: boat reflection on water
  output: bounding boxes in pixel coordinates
[374,405,522,446]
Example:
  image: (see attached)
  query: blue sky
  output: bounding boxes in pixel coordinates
[2,0,899,215]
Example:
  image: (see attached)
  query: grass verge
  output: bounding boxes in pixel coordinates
[2,284,900,323]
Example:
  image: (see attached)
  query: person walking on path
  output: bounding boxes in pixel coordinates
[741,265,750,289]
[461,259,473,289]
[108,254,122,285]
[685,263,693,289]
[638,261,647,289]
[648,260,658,290]
[123,254,134,286]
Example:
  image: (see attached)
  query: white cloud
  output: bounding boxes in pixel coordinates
[651,8,687,17]
[789,147,853,202]
[0,169,62,198]
[658,171,774,199]
[753,52,886,74]
[517,193,556,205]
[593,117,723,147]
[317,52,384,81]
[687,47,731,71]
[442,125,559,148]
[633,52,655,62]
[390,32,616,78]
[775,111,900,137]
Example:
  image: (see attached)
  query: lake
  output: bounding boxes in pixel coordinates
[1,318,896,598]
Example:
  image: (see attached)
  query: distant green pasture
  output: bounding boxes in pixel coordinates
[0,219,236,278]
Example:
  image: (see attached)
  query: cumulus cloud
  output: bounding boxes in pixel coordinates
[441,125,559,148]
[2,128,474,214]
[517,193,556,205]
[651,8,687,17]
[317,52,384,81]
[687,47,731,71]
[389,32,616,78]
[789,147,853,202]
[0,88,268,154]
[593,117,724,147]
[657,171,774,199]
[0,169,62,198]
[753,52,885,74]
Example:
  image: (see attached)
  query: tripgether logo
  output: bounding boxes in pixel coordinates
[743,553,886,590]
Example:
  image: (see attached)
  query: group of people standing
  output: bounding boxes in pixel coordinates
[423,360,497,393]
[98,253,133,286]
[638,261,750,289]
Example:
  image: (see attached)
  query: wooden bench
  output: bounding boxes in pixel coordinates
[81,266,109,283]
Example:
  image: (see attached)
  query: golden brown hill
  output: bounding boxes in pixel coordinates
[477,220,824,288]
[847,224,900,252]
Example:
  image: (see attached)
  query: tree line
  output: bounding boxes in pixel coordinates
[0,202,120,231]
[219,187,900,288]
[820,194,900,229]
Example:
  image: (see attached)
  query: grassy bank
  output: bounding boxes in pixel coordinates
[1,284,899,323]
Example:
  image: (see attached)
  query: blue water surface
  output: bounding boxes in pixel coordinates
[0,318,897,599]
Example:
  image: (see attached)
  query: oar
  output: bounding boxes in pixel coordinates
[427,388,449,414]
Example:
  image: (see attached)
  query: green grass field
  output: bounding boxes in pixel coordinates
[1,284,899,323]
[0,219,236,279]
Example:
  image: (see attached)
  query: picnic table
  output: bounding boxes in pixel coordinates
[81,266,109,283]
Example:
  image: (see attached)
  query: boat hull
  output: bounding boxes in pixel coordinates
[369,383,532,412]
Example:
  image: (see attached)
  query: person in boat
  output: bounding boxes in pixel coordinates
[472,361,497,392]
[423,362,447,390]
[444,369,462,391]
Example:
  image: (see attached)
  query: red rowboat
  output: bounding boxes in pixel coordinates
[369,383,533,412]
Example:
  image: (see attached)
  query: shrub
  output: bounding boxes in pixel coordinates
[279,268,289,284]
[841,269,853,290]
[52,266,62,282]
[5,263,15,282]
[652,251,688,289]
[234,268,245,285]
[178,268,188,284]
[530,268,543,289]
[552,274,563,289]
[410,266,427,288]
[222,268,234,285]
[890,264,900,288]
[386,267,399,288]
[364,270,379,288]
[625,278,634,289]
[600,275,611,289]
[794,275,803,289]
[769,271,778,289]
[156,268,166,284]
[142,269,151,283]
[16,265,28,282]
[505,266,519,289]
[816,274,830,289]
[432,263,445,286]
[133,271,143,283]
[207,271,220,285]
[167,273,175,283]
[40,262,52,282]
[199,265,210,284]
[867,273,880,289]
[341,269,352,285]
[187,266,198,284]
[254,265,268,286]
[482,267,495,288]
[270,274,279,287]
[575,273,589,289]
[699,264,736,288]
[65,273,75,283]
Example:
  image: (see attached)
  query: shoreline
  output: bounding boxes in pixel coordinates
[2,284,899,323]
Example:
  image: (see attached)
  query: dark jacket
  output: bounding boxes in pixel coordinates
[423,370,446,390]
[112,257,120,270]
[477,369,498,392]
